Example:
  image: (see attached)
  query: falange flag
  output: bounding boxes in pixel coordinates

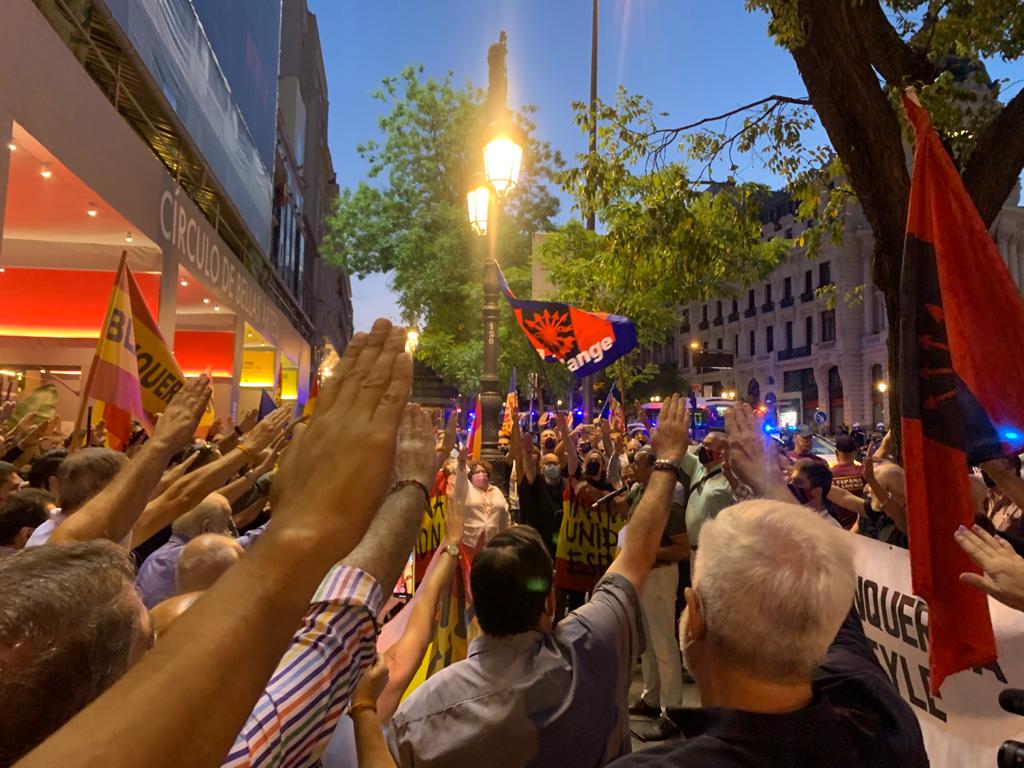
[496,264,637,377]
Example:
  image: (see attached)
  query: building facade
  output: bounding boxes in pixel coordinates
[0,0,351,423]
[648,188,1024,429]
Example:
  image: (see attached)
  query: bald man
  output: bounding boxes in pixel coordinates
[175,533,244,594]
[681,430,733,554]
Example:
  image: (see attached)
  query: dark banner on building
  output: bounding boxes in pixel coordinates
[99,0,274,254]
[192,0,282,171]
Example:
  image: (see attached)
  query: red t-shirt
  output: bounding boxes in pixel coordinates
[830,462,866,497]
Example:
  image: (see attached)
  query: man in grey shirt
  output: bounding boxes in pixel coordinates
[387,396,693,768]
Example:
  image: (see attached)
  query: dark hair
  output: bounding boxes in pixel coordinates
[471,526,553,636]
[797,460,833,495]
[27,449,66,490]
[0,542,140,765]
[0,491,51,545]
[471,459,493,477]
[0,461,17,479]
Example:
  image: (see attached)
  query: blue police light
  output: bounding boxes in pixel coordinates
[786,424,798,432]
[1001,428,1021,442]
[762,423,777,435]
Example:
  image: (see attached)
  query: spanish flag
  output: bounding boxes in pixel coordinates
[601,382,626,434]
[500,368,518,436]
[301,375,319,420]
[466,396,482,462]
[899,91,1020,691]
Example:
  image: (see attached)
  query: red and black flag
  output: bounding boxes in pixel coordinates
[899,92,1024,692]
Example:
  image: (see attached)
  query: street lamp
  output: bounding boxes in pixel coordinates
[877,381,888,393]
[467,31,524,479]
[466,184,490,236]
[405,329,420,354]
[689,341,700,350]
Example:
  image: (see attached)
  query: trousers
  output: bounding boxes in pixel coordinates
[639,563,683,711]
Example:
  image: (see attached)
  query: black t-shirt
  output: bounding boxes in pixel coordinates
[517,473,566,557]
[610,612,928,768]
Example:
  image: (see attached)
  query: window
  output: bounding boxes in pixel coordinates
[821,309,836,342]
[804,270,813,295]
[702,304,708,322]
[703,341,709,350]
[785,321,793,349]
[748,289,755,310]
[766,325,774,353]
[783,277,792,299]
[734,334,739,354]
[764,283,773,304]
[731,299,738,314]
[805,316,814,346]
[819,261,832,287]
[716,301,723,320]
[716,338,723,350]
[749,329,756,357]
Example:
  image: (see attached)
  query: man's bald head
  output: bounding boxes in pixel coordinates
[148,592,202,638]
[170,493,233,540]
[175,534,243,594]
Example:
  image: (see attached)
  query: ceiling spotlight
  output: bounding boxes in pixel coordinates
[247,332,253,338]
[213,305,221,312]
[202,298,210,305]
[86,203,98,217]
[125,232,133,243]
[39,164,52,179]
[6,141,15,151]
[179,279,188,287]
[0,267,5,273]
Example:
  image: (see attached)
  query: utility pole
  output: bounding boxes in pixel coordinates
[582,0,599,418]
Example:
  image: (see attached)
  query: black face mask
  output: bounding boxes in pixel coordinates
[697,446,713,465]
[586,460,601,476]
[789,484,811,505]
[498,445,509,456]
[579,442,592,455]
[543,437,557,451]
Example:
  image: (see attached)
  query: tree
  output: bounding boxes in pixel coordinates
[322,66,565,394]
[541,89,790,397]
[647,1,1024,448]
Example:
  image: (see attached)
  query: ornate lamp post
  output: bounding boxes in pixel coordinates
[468,31,523,477]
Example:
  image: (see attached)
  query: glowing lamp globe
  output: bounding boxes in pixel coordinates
[483,134,523,195]
[467,185,490,236]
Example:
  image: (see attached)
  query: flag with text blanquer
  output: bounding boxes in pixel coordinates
[497,265,637,378]
[898,93,1024,692]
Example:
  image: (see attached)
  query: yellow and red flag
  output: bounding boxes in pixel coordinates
[465,396,482,462]
[76,253,212,448]
[500,368,518,436]
[301,375,319,420]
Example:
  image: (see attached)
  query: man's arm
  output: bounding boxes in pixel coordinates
[606,395,688,594]
[723,404,794,504]
[130,409,289,546]
[556,412,578,478]
[352,659,399,768]
[16,319,411,768]
[50,376,212,546]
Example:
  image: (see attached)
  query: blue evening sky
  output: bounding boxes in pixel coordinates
[308,0,1023,330]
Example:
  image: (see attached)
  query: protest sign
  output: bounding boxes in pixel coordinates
[554,491,625,593]
[851,535,1024,766]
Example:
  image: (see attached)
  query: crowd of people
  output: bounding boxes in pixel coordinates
[1,317,1024,767]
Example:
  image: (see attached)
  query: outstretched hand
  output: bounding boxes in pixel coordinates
[956,525,1024,613]
[239,407,290,456]
[650,394,688,464]
[724,404,791,503]
[152,375,213,453]
[271,319,412,549]
[395,403,438,490]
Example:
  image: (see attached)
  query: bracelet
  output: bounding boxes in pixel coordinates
[390,478,431,509]
[237,444,259,463]
[652,459,680,477]
[348,699,378,717]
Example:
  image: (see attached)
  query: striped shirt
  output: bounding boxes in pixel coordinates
[222,565,383,768]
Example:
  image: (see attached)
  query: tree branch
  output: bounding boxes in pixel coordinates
[652,94,811,139]
[850,0,936,86]
[962,86,1024,226]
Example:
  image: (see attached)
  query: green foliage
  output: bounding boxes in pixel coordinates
[322,66,563,392]
[542,88,789,397]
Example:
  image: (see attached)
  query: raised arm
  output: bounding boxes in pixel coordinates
[556,412,578,478]
[351,659,398,768]
[606,394,688,594]
[375,499,464,723]
[130,409,289,546]
[16,319,412,768]
[50,376,212,546]
[723,404,794,504]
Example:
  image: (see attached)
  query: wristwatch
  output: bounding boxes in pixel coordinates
[445,543,460,559]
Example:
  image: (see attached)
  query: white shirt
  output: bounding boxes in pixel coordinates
[451,465,510,547]
[25,509,64,547]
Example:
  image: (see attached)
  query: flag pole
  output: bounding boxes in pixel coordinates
[69,251,129,453]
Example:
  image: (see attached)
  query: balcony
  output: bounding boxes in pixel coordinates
[712,316,724,327]
[693,351,735,370]
[744,308,757,319]
[727,311,740,323]
[761,302,775,313]
[780,297,795,309]
[800,291,815,303]
[777,345,812,361]
[698,320,709,330]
